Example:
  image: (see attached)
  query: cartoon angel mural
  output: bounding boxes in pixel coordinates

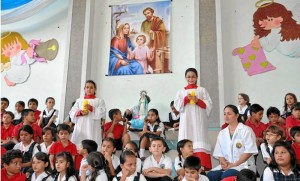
[1,32,59,86]
[251,2,300,57]
[233,1,300,76]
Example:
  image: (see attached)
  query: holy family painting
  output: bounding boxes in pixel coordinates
[108,1,171,76]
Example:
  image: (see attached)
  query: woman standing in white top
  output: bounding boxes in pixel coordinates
[207,105,258,181]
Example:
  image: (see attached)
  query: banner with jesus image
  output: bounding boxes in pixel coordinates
[108,0,171,76]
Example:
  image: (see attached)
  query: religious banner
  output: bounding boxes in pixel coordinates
[108,0,171,76]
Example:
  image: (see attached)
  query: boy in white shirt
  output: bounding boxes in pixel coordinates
[142,137,172,181]
[182,156,209,181]
[113,150,147,181]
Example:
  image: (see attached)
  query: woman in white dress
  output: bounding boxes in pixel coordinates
[207,105,258,181]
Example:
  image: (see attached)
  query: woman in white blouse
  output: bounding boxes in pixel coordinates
[207,105,258,181]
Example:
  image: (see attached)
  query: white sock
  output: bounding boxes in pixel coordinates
[140,149,145,158]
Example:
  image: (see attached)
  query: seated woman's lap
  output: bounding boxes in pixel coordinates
[207,169,239,181]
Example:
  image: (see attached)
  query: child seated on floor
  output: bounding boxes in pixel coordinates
[49,124,77,170]
[78,139,98,179]
[182,156,209,181]
[40,127,55,154]
[1,111,15,150]
[104,109,130,150]
[1,97,9,121]
[142,137,172,181]
[13,101,25,125]
[27,98,41,124]
[290,126,300,164]
[12,109,42,144]
[163,101,180,131]
[13,125,41,173]
[101,137,120,177]
[1,149,26,180]
[138,109,168,160]
[174,139,194,181]
[113,150,147,181]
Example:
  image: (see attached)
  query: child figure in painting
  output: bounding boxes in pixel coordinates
[128,34,154,74]
[174,68,213,170]
[69,80,106,149]
[252,2,300,57]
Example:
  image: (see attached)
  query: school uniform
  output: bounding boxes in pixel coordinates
[104,122,125,150]
[12,122,42,142]
[163,112,180,128]
[146,122,165,138]
[86,170,108,181]
[286,115,300,128]
[13,140,40,158]
[260,143,273,162]
[34,110,41,124]
[113,171,147,181]
[211,123,258,172]
[40,142,54,154]
[1,124,14,140]
[245,119,267,139]
[174,156,185,172]
[111,154,120,169]
[182,174,209,181]
[48,140,77,156]
[14,140,40,173]
[40,108,58,128]
[263,167,300,181]
[56,174,77,181]
[136,157,142,173]
[143,154,172,171]
[31,172,54,181]
[1,168,26,181]
[14,112,22,120]
[79,158,91,177]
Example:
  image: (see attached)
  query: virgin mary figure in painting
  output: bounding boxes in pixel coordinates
[108,23,144,76]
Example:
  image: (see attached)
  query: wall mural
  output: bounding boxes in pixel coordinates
[233,1,300,76]
[108,0,171,76]
[1,32,59,86]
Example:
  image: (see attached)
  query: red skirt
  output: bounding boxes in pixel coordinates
[193,151,212,171]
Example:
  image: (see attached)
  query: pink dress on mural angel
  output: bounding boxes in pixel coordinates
[232,44,276,76]
[174,84,212,169]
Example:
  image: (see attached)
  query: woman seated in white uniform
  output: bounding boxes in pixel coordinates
[207,104,258,181]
